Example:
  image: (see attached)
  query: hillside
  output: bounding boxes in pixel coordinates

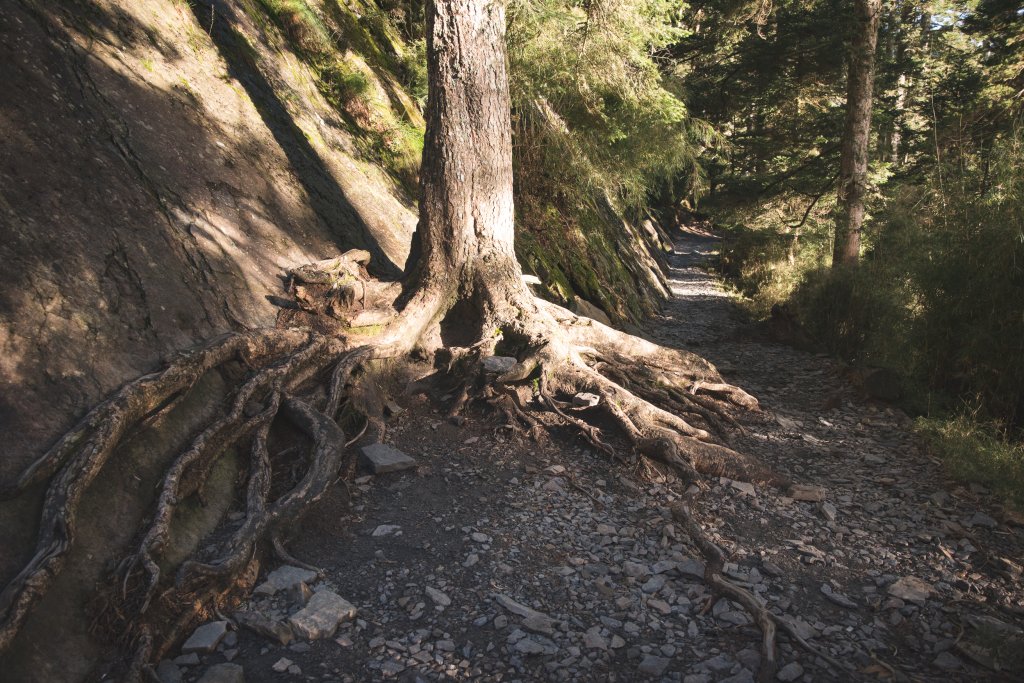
[0,0,670,678]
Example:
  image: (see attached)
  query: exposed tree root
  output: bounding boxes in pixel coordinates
[1,251,775,673]
[670,502,854,681]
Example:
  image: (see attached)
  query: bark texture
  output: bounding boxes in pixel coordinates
[833,0,882,267]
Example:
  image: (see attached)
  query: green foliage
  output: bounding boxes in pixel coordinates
[917,415,1024,507]
[252,0,424,192]
[509,0,717,209]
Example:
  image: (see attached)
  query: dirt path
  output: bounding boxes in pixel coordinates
[160,233,1024,683]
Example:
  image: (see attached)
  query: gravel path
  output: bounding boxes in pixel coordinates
[161,232,1024,683]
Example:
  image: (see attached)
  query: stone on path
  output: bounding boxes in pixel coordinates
[182,621,229,654]
[730,480,756,496]
[196,663,244,683]
[360,443,416,474]
[254,565,318,596]
[372,524,402,537]
[288,590,357,639]
[271,658,293,673]
[233,610,293,645]
[156,660,182,683]
[789,484,826,502]
[776,661,804,682]
[888,576,932,605]
[637,654,670,676]
[425,586,451,608]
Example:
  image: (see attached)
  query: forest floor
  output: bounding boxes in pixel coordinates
[156,230,1024,683]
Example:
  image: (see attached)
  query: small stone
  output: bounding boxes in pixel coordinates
[968,512,998,528]
[259,566,318,595]
[820,583,857,608]
[514,637,557,655]
[677,558,706,579]
[288,590,357,639]
[471,532,490,543]
[156,661,182,683]
[174,653,200,666]
[637,654,670,676]
[789,484,826,502]
[196,663,244,683]
[647,599,671,615]
[494,615,508,628]
[182,621,229,654]
[933,651,962,670]
[610,635,626,649]
[888,576,932,605]
[360,443,416,474]
[233,610,293,645]
[372,524,402,537]
[271,657,293,673]
[482,356,518,374]
[583,627,608,650]
[622,561,650,578]
[425,586,451,608]
[572,393,600,408]
[730,480,756,496]
[776,661,804,681]
[819,501,838,522]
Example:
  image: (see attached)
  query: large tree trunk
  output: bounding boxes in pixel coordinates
[408,0,529,329]
[833,0,882,267]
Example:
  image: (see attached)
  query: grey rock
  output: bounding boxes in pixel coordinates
[360,443,416,474]
[233,610,293,645]
[933,651,962,670]
[271,657,292,673]
[730,480,756,496]
[288,590,357,639]
[425,586,451,607]
[888,576,932,605]
[514,637,558,656]
[969,512,998,528]
[721,671,755,683]
[156,660,182,683]
[637,654,670,676]
[372,524,402,537]
[482,356,518,374]
[196,663,244,683]
[173,653,200,666]
[776,661,804,681]
[259,565,318,596]
[820,583,857,608]
[572,393,600,408]
[678,558,706,579]
[182,621,229,654]
[622,561,650,578]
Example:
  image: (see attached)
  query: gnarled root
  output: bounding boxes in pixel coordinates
[670,502,853,681]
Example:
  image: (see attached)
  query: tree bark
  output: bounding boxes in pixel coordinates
[833,0,882,267]
[410,0,525,313]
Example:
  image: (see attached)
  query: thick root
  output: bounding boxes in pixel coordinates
[0,328,317,652]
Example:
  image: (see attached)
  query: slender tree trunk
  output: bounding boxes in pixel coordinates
[833,0,882,267]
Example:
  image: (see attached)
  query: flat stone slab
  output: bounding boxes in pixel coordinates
[182,621,229,654]
[254,565,318,596]
[888,576,932,604]
[359,443,416,474]
[288,590,357,639]
[196,663,244,683]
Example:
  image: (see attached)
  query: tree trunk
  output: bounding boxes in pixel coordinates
[409,0,526,320]
[833,0,882,267]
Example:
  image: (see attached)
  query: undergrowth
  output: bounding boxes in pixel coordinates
[713,124,1024,503]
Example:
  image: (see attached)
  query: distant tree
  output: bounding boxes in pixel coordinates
[833,0,883,266]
